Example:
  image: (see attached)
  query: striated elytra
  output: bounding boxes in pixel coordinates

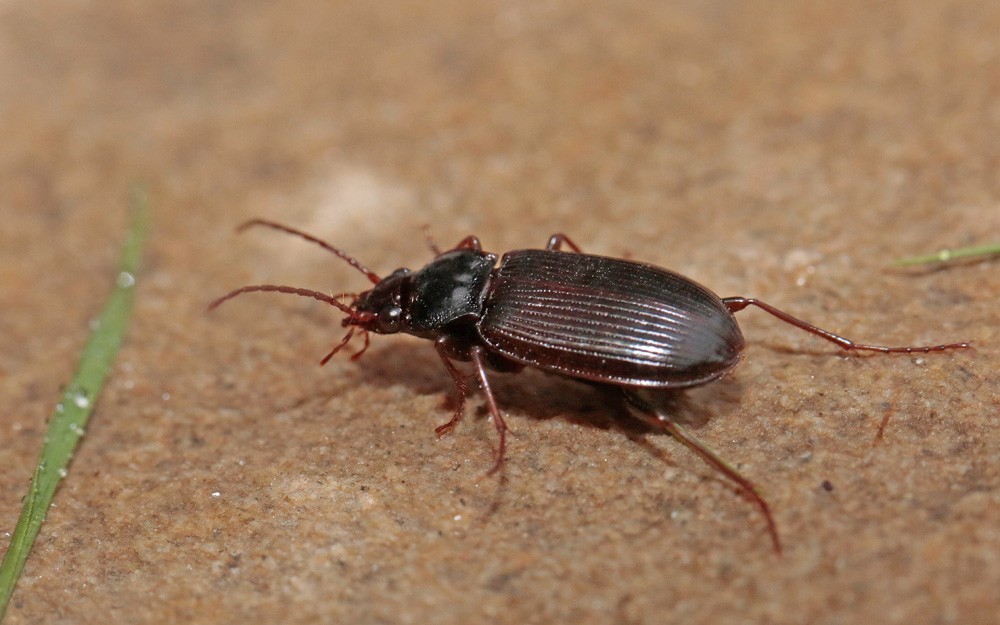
[210,220,970,555]
[480,249,745,388]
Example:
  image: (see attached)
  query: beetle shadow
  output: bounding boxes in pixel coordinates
[340,341,746,440]
[326,341,754,518]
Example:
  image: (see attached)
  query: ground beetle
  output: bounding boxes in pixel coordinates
[210,219,970,554]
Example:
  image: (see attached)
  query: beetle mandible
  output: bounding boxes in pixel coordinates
[209,219,971,554]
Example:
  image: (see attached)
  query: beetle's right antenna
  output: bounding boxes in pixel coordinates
[237,219,381,284]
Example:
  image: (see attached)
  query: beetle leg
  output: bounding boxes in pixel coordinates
[469,346,508,475]
[546,233,584,253]
[623,390,782,556]
[434,337,471,437]
[426,233,482,256]
[722,297,971,353]
[422,225,443,256]
[452,235,483,253]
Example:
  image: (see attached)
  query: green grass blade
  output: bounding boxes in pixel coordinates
[0,186,150,620]
[893,242,1000,267]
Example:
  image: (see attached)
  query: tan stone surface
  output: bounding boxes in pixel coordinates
[1,2,998,624]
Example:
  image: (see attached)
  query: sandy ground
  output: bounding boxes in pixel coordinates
[1,1,998,624]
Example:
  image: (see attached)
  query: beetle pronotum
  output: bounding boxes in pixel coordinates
[210,219,970,554]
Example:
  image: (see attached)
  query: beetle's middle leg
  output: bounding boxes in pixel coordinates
[546,233,584,253]
[469,346,508,475]
[433,337,471,437]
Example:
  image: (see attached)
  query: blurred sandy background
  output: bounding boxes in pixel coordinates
[1,2,998,623]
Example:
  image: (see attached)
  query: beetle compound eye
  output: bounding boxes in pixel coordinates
[378,306,403,332]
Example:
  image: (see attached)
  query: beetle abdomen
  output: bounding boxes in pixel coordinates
[478,250,745,387]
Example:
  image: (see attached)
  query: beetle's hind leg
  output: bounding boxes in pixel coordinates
[623,390,782,555]
[722,297,971,353]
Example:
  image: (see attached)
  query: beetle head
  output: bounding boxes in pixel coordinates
[349,267,412,334]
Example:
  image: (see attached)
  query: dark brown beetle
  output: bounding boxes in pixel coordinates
[210,219,970,554]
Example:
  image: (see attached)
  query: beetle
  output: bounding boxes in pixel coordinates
[209,219,970,554]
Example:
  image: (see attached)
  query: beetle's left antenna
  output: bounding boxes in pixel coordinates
[237,219,381,284]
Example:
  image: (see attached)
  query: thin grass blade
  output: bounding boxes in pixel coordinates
[0,186,150,619]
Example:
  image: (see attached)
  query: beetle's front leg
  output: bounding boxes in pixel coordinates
[423,229,484,257]
[434,336,471,437]
[434,338,510,474]
[546,233,584,253]
[451,235,483,253]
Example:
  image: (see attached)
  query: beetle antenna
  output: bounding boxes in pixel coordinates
[208,285,360,318]
[624,391,782,556]
[237,219,381,284]
[722,297,971,353]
